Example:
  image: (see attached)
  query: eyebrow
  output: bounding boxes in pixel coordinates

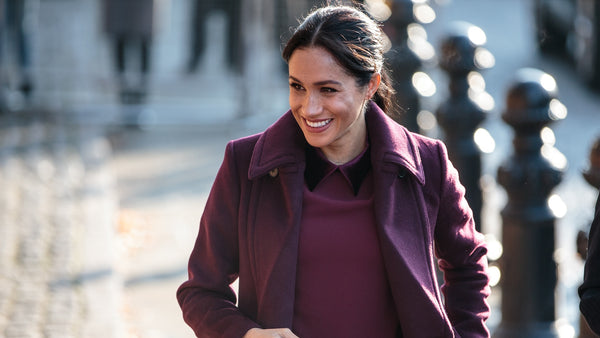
[288,76,342,87]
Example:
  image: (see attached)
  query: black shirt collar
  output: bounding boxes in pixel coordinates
[304,142,371,195]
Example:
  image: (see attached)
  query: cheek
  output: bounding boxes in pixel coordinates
[288,92,301,109]
[288,96,302,119]
[332,98,361,117]
[290,108,304,130]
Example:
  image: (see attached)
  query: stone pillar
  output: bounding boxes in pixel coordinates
[34,0,114,111]
[240,0,285,118]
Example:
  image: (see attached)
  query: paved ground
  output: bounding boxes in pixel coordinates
[0,112,122,337]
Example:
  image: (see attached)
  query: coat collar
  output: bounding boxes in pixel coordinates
[248,111,306,180]
[365,101,426,185]
[248,101,425,185]
[304,142,371,195]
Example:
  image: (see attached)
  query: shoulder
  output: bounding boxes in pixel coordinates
[227,133,262,154]
[365,101,446,169]
[410,132,446,157]
[401,129,447,170]
[404,131,451,190]
[213,133,261,180]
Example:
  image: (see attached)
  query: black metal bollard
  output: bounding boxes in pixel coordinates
[383,0,435,132]
[493,68,568,337]
[436,22,494,232]
[583,136,600,189]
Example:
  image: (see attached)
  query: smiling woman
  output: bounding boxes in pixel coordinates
[177,5,492,338]
[287,47,379,164]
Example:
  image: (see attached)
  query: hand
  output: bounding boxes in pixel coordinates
[243,328,299,338]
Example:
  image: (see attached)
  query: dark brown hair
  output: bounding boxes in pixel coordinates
[282,5,396,116]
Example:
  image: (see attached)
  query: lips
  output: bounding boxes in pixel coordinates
[305,118,332,128]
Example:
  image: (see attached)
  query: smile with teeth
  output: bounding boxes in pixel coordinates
[305,118,332,128]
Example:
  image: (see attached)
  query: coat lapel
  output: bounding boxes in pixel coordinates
[248,111,305,180]
[372,171,449,335]
[365,102,425,185]
[366,103,449,334]
[250,166,304,328]
[247,111,306,328]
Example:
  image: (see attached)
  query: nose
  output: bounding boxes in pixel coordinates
[303,92,322,117]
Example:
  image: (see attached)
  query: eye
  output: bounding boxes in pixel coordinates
[321,87,338,93]
[289,82,304,91]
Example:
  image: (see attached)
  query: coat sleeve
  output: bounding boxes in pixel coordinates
[579,194,600,335]
[430,141,491,337]
[176,140,260,337]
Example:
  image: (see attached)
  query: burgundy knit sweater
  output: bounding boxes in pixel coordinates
[292,145,399,337]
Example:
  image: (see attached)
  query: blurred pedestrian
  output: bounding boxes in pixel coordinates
[0,0,34,110]
[102,0,157,107]
[580,193,600,335]
[177,5,491,338]
[0,0,5,111]
[187,0,242,74]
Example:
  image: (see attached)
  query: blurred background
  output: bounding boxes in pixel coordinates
[0,0,599,337]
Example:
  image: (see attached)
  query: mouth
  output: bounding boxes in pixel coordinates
[305,118,332,128]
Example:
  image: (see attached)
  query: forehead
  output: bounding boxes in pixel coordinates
[288,47,351,81]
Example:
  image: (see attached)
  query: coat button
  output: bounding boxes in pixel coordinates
[269,168,279,178]
[398,169,407,178]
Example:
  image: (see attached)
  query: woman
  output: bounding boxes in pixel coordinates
[177,5,491,338]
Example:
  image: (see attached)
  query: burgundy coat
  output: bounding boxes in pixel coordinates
[177,102,491,337]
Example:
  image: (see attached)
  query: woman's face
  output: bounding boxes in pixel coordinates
[288,47,379,164]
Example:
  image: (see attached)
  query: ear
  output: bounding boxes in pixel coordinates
[367,73,381,99]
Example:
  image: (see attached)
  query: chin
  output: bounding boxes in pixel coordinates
[303,135,328,149]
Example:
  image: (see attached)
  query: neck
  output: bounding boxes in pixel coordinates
[322,132,367,165]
